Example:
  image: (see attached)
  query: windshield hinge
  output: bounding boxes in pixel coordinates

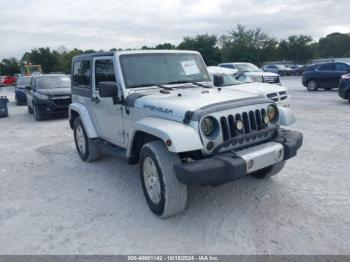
[183,111,194,124]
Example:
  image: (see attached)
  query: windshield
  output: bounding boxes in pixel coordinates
[36,76,71,89]
[235,63,261,72]
[120,53,210,88]
[220,74,245,86]
[18,77,32,86]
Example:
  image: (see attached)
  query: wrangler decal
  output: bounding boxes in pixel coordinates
[143,104,173,115]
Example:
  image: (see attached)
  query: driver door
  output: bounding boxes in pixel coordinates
[92,57,125,146]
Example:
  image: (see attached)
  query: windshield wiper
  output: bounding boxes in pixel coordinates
[130,84,173,90]
[163,80,212,88]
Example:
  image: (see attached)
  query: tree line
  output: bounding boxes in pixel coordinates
[1,24,350,75]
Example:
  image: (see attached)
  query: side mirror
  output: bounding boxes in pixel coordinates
[98,82,119,104]
[214,75,224,87]
[25,86,32,91]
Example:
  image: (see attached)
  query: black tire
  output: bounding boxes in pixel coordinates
[73,117,101,162]
[307,80,318,91]
[33,104,44,121]
[140,140,188,218]
[250,161,285,179]
[28,105,33,114]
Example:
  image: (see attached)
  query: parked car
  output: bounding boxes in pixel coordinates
[207,66,289,107]
[69,50,302,217]
[218,62,280,84]
[263,64,292,76]
[0,76,16,86]
[0,76,5,87]
[15,76,32,105]
[289,65,307,76]
[26,74,71,120]
[302,62,350,91]
[338,73,350,102]
[3,76,17,86]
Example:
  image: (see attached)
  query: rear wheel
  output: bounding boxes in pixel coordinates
[307,80,318,91]
[140,140,188,218]
[250,161,285,179]
[73,117,101,162]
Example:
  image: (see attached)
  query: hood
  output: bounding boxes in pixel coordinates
[133,87,262,119]
[245,71,279,77]
[36,88,71,97]
[223,82,287,96]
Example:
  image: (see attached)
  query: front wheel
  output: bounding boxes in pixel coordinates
[33,104,44,121]
[140,140,188,218]
[73,117,102,162]
[307,80,318,91]
[250,161,286,179]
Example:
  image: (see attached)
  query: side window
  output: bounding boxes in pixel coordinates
[95,59,116,90]
[73,60,91,89]
[317,63,334,71]
[335,63,349,72]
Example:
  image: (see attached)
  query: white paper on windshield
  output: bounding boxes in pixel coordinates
[181,60,200,75]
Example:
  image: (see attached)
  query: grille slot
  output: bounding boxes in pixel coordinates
[264,76,280,83]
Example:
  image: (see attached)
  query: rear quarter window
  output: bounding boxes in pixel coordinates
[73,60,91,89]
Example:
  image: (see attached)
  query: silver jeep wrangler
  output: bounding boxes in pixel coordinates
[69,50,303,217]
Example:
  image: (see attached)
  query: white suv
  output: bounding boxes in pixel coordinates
[219,62,281,84]
[69,50,303,217]
[207,66,289,107]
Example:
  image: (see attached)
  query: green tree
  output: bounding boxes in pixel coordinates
[177,34,221,65]
[57,48,84,73]
[0,58,20,75]
[318,33,350,58]
[220,24,278,65]
[21,47,60,73]
[277,35,314,64]
[155,43,175,49]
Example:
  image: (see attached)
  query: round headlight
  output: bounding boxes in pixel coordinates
[267,104,278,123]
[201,117,216,137]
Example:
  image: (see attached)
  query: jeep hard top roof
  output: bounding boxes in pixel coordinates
[72,50,201,61]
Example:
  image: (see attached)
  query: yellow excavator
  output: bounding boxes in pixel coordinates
[22,64,42,76]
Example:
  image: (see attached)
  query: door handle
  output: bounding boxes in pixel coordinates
[91,97,100,104]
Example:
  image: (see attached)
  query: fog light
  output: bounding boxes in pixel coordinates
[236,120,244,131]
[206,141,214,151]
[263,115,270,125]
[247,159,254,170]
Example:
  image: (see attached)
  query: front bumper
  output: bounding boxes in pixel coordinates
[174,129,303,186]
[338,82,350,99]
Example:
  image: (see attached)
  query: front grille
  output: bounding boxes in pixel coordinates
[219,109,271,142]
[264,76,280,83]
[267,91,288,103]
[215,108,278,152]
[52,98,71,107]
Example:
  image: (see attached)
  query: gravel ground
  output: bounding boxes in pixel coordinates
[0,77,350,255]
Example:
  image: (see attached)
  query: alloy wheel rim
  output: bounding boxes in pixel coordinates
[76,125,86,154]
[309,81,317,90]
[143,157,161,204]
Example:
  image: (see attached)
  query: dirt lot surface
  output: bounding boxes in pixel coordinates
[0,77,350,255]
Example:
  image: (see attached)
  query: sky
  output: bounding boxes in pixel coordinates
[0,0,349,59]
